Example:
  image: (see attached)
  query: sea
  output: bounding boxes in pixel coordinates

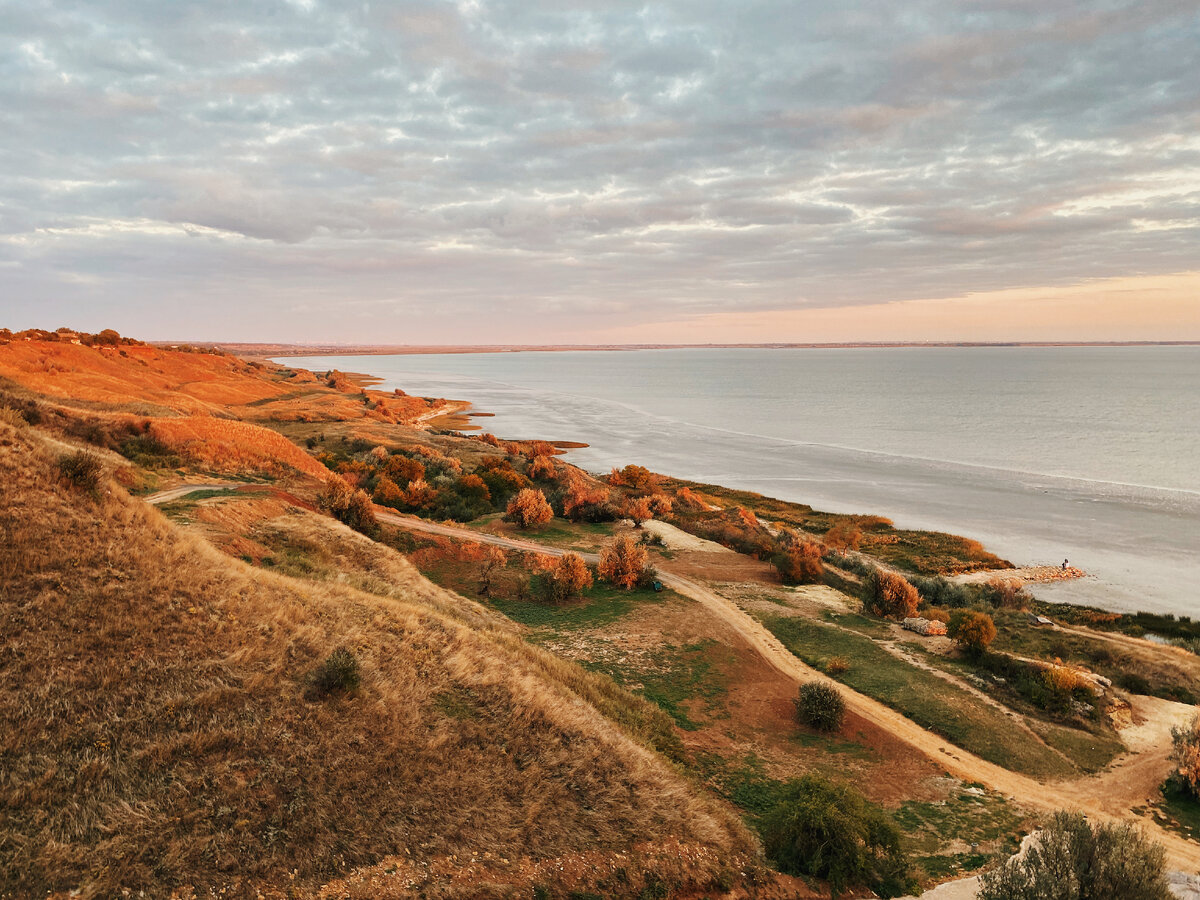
[276,347,1200,617]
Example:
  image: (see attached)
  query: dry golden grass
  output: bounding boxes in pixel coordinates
[0,422,749,898]
[0,339,449,427]
[150,416,331,478]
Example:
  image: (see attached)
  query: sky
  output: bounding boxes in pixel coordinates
[1,0,1198,344]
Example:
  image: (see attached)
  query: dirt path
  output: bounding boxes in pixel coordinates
[140,487,1200,871]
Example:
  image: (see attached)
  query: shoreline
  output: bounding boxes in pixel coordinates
[212,340,1200,360]
[279,350,1197,618]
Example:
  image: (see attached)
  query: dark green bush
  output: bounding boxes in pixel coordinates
[56,450,103,495]
[308,648,360,698]
[795,681,845,733]
[761,775,914,898]
[978,811,1171,900]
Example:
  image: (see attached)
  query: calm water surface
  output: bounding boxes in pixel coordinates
[278,348,1199,616]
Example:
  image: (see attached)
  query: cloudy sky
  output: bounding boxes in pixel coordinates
[2,0,1198,343]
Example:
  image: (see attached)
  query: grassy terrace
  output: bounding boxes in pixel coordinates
[661,476,1011,575]
[760,614,1079,779]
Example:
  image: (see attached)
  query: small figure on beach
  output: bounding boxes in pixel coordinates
[1062,559,1069,571]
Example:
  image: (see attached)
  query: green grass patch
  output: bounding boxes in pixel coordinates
[602,640,733,731]
[893,790,1026,880]
[692,752,791,823]
[1159,781,1200,843]
[1028,721,1125,774]
[490,583,672,631]
[762,615,1077,779]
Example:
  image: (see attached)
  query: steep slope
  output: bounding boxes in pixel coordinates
[0,419,750,898]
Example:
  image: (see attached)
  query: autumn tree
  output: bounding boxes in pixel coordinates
[476,545,507,597]
[373,475,404,507]
[624,496,653,527]
[541,552,593,603]
[382,454,425,486]
[608,464,658,491]
[647,493,673,517]
[598,534,650,590]
[775,538,825,585]
[864,570,920,619]
[401,478,437,511]
[562,476,614,522]
[505,487,553,529]
[527,454,557,481]
[948,610,997,655]
[824,522,863,552]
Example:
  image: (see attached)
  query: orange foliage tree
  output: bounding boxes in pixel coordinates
[527,454,557,481]
[864,570,920,619]
[776,538,825,585]
[373,475,404,507]
[608,464,658,491]
[542,552,593,603]
[597,534,649,591]
[648,494,673,517]
[824,522,863,552]
[505,488,553,529]
[382,454,425,486]
[320,475,377,535]
[562,476,613,522]
[948,610,997,655]
[401,478,437,511]
[624,496,653,527]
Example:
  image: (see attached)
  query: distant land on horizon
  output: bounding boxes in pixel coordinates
[175,340,1200,360]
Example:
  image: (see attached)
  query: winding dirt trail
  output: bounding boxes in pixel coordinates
[142,486,1200,871]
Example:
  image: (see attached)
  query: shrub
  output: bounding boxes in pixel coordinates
[864,570,920,619]
[948,610,997,655]
[527,454,557,481]
[382,454,425,486]
[775,539,825,585]
[320,475,378,535]
[761,775,913,899]
[506,488,553,529]
[922,606,951,624]
[910,574,974,608]
[540,553,593,603]
[984,576,1031,610]
[1172,714,1200,799]
[598,534,650,591]
[0,406,26,428]
[825,656,850,676]
[56,450,103,495]
[978,811,1171,900]
[795,681,845,732]
[308,648,361,698]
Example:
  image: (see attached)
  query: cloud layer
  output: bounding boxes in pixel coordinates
[2,0,1198,340]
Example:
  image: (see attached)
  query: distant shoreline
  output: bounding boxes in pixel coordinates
[178,340,1200,359]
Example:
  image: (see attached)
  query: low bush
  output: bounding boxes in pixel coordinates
[56,450,103,495]
[539,553,593,603]
[761,775,914,898]
[795,682,845,733]
[825,656,850,676]
[1172,714,1200,800]
[320,475,377,535]
[864,570,920,619]
[909,574,975,608]
[307,648,361,698]
[948,610,997,655]
[978,810,1171,900]
[774,538,824,585]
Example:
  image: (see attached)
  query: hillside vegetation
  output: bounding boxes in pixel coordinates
[0,418,749,897]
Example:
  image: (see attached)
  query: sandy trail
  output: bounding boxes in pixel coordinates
[140,487,1200,871]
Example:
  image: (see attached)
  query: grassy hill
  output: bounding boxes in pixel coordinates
[0,416,750,897]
